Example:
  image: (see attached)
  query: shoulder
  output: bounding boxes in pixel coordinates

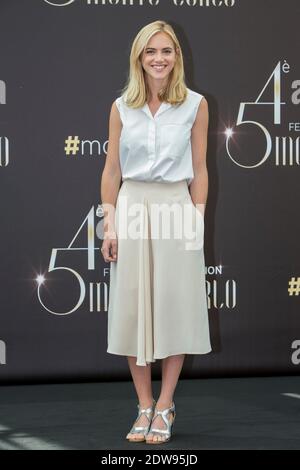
[185,88,208,125]
[113,95,127,124]
[114,94,131,114]
[114,95,122,110]
[186,87,207,108]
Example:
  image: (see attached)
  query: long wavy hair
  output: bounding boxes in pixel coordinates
[119,20,188,108]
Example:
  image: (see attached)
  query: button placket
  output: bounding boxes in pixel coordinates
[148,119,156,161]
[142,102,172,169]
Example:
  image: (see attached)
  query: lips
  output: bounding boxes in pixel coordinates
[152,65,167,70]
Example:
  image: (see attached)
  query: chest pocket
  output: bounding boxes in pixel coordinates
[159,123,191,159]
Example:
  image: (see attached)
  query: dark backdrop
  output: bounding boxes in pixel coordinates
[0,0,299,383]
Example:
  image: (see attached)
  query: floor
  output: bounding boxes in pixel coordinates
[0,375,299,450]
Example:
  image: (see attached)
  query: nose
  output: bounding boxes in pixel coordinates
[153,52,165,62]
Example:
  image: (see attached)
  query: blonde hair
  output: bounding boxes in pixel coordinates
[118,20,188,108]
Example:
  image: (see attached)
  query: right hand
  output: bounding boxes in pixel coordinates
[101,232,118,262]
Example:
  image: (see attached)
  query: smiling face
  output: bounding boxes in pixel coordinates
[141,31,178,87]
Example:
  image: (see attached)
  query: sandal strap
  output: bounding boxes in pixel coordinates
[130,425,150,433]
[149,402,176,435]
[128,399,156,435]
[136,399,156,421]
[150,428,171,435]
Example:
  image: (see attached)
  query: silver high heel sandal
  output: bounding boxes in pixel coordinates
[126,399,156,442]
[146,401,176,444]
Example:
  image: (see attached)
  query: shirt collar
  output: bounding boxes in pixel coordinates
[141,101,172,119]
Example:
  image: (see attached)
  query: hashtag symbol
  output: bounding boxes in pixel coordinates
[288,277,300,296]
[65,136,80,155]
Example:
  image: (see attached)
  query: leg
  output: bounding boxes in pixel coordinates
[126,356,154,440]
[146,354,185,443]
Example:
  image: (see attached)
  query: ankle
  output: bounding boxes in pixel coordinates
[156,399,173,409]
[139,398,155,409]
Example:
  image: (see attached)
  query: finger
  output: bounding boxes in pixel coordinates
[102,248,117,262]
[103,256,117,262]
[107,253,117,262]
[110,244,118,260]
[102,252,117,262]
[101,240,118,262]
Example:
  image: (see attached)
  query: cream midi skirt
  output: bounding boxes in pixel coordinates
[107,179,212,366]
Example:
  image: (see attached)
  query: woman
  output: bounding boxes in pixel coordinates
[100,20,212,444]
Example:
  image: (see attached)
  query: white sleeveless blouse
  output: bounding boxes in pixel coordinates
[115,87,203,186]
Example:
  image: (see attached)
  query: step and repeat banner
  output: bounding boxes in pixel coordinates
[0,0,299,383]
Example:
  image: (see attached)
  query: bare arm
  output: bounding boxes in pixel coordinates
[189,96,209,217]
[100,100,122,238]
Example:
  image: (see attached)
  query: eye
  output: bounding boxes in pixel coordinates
[145,49,173,54]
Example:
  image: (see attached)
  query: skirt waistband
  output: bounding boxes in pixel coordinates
[121,178,189,194]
